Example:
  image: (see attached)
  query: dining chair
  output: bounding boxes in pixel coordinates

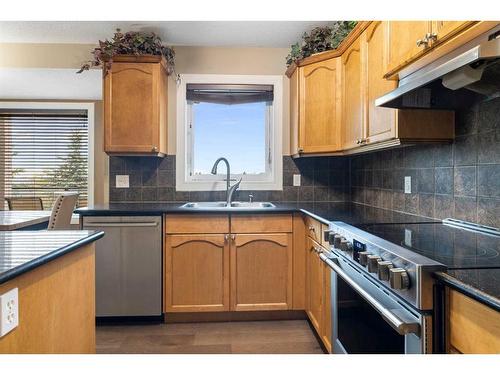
[5,197,44,210]
[47,193,79,230]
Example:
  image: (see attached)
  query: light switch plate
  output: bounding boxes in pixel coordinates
[293,174,301,187]
[404,176,411,194]
[116,175,130,188]
[0,288,19,337]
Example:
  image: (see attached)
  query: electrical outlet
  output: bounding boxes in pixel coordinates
[116,175,130,188]
[0,288,19,337]
[293,174,301,187]
[404,176,412,194]
[405,229,412,247]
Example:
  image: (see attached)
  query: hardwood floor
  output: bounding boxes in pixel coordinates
[96,319,325,354]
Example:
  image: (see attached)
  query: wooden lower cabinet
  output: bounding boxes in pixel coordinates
[306,238,323,335]
[306,236,333,353]
[164,234,230,312]
[231,233,293,311]
[447,288,500,354]
[321,259,332,353]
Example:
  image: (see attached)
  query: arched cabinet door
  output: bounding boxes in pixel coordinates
[104,59,167,155]
[230,233,293,311]
[298,57,342,153]
[164,234,230,312]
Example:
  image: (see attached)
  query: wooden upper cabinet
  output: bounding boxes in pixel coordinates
[363,21,397,144]
[342,38,364,150]
[164,234,229,312]
[296,58,342,154]
[431,21,474,43]
[231,233,293,311]
[385,21,431,75]
[104,56,168,155]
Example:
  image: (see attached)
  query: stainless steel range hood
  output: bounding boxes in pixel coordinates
[376,28,500,110]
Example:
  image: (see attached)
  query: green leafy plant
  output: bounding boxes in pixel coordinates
[286,21,357,67]
[77,29,175,74]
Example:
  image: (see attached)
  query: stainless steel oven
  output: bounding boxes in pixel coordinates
[321,252,431,354]
[321,221,445,354]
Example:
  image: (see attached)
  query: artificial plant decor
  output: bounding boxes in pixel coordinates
[286,21,357,67]
[77,29,175,74]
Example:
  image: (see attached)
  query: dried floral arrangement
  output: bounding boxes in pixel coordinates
[286,21,358,67]
[77,29,175,74]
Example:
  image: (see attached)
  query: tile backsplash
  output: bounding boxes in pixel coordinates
[109,97,499,228]
[109,155,350,204]
[350,97,500,228]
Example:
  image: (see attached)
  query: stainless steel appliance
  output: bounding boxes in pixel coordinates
[376,26,500,109]
[82,215,162,317]
[322,221,446,354]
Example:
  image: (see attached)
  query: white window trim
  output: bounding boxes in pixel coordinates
[176,74,283,192]
[0,101,95,206]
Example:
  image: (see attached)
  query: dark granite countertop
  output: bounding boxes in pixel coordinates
[75,202,438,226]
[435,269,500,312]
[0,230,104,284]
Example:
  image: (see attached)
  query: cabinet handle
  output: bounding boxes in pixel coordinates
[426,32,438,43]
[298,148,304,153]
[359,138,367,145]
[308,226,315,232]
[152,146,158,152]
[416,36,430,48]
[231,234,236,241]
[224,234,229,242]
[83,222,158,227]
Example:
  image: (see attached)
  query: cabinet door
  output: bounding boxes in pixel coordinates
[386,21,431,74]
[431,21,474,43]
[164,234,230,312]
[298,58,342,153]
[342,38,364,150]
[363,21,398,144]
[231,233,293,311]
[321,257,332,353]
[104,62,161,153]
[306,239,323,333]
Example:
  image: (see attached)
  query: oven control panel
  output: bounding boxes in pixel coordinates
[325,227,411,291]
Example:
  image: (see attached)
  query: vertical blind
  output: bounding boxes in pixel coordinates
[0,110,89,210]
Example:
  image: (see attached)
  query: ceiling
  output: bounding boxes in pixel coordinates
[0,21,335,47]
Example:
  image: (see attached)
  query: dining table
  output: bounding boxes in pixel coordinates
[0,210,51,230]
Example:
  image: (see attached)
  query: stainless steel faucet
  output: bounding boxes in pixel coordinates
[211,157,242,207]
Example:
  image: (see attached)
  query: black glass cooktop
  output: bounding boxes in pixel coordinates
[357,222,500,269]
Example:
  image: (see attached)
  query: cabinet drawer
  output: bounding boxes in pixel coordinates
[165,214,229,234]
[230,214,292,233]
[448,288,500,354]
[304,215,322,242]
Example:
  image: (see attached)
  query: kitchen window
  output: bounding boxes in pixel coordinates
[176,75,283,191]
[0,102,94,210]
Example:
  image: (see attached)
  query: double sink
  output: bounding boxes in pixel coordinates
[180,201,276,210]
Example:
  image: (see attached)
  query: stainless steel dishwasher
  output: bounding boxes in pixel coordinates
[82,215,162,317]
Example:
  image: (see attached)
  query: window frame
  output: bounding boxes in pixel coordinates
[176,74,283,192]
[0,101,95,206]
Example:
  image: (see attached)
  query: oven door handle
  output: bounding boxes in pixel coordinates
[319,253,421,336]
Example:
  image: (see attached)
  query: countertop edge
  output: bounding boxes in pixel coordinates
[435,271,500,312]
[0,231,105,285]
[75,207,301,216]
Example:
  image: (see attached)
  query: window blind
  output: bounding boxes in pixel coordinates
[0,110,89,210]
[186,84,274,105]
